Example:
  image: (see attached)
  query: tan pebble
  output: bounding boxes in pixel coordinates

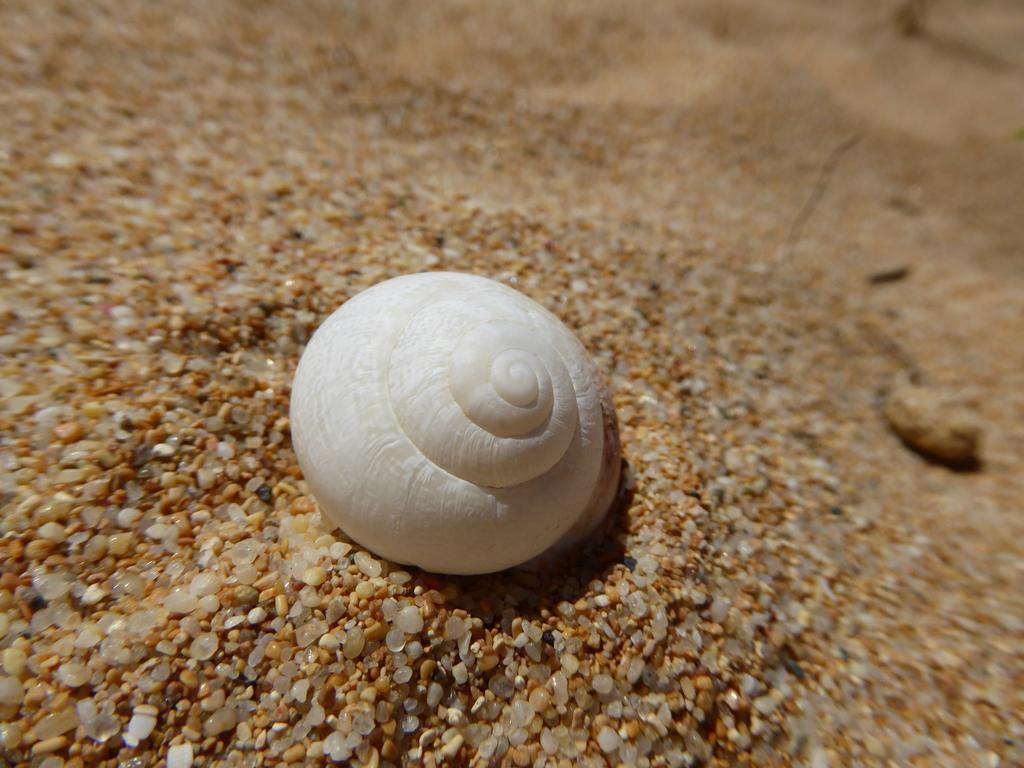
[233,586,259,606]
[302,566,327,586]
[479,654,500,672]
[24,681,48,707]
[440,734,464,759]
[381,739,399,761]
[81,584,107,605]
[94,450,117,469]
[419,728,438,749]
[32,735,69,755]
[54,422,83,443]
[109,533,133,556]
[528,687,551,712]
[180,669,198,688]
[511,744,532,766]
[0,720,21,748]
[364,622,387,642]
[281,743,305,762]
[275,595,288,617]
[1,544,19,567]
[253,572,279,591]
[354,581,374,599]
[25,540,56,560]
[318,633,340,652]
[83,534,108,561]
[884,383,981,467]
[291,496,316,514]
[81,402,105,419]
[2,647,27,676]
[420,659,437,681]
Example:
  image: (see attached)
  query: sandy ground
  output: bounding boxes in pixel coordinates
[1,1,1022,766]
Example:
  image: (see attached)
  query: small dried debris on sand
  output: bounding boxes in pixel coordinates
[884,383,982,468]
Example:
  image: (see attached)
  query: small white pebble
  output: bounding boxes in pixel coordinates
[710,596,731,624]
[74,624,103,649]
[385,628,406,652]
[593,673,614,695]
[597,725,621,753]
[196,594,219,614]
[353,551,382,578]
[343,628,365,659]
[57,661,89,688]
[145,523,171,540]
[247,607,267,625]
[753,694,778,716]
[318,632,340,652]
[37,522,67,543]
[123,709,157,747]
[167,742,194,768]
[117,507,142,527]
[323,731,346,761]
[560,653,579,676]
[395,605,424,634]
[295,619,328,649]
[427,682,443,708]
[188,573,221,598]
[189,633,218,661]
[81,584,107,606]
[444,616,468,639]
[291,679,310,703]
[165,587,198,615]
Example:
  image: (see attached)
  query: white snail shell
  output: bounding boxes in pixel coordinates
[289,272,621,574]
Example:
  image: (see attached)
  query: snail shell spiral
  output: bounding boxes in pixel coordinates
[289,272,621,574]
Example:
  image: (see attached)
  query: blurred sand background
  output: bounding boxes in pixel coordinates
[2,1,1023,765]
